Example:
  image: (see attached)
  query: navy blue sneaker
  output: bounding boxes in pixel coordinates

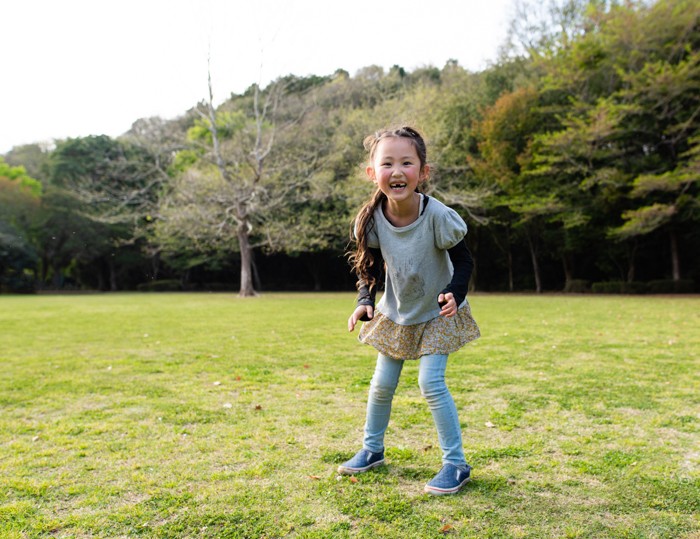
[337,449,385,475]
[424,463,471,495]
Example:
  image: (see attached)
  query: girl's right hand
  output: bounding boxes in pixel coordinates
[348,305,373,332]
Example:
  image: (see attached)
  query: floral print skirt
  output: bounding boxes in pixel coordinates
[358,303,480,360]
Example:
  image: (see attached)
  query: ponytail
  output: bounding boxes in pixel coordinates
[349,189,385,290]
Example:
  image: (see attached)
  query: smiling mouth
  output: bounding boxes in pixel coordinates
[390,182,407,190]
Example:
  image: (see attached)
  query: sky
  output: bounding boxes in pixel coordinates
[1,0,513,155]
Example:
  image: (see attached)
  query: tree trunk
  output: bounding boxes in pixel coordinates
[252,257,262,292]
[109,259,118,291]
[51,263,63,289]
[238,221,256,297]
[562,254,574,290]
[470,229,478,292]
[627,259,636,283]
[526,231,542,293]
[507,247,514,292]
[505,228,514,292]
[97,266,106,291]
[304,253,323,292]
[626,240,637,283]
[181,268,191,289]
[670,230,680,281]
[40,255,49,288]
[151,251,160,281]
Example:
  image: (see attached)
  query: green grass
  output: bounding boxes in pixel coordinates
[1,292,698,538]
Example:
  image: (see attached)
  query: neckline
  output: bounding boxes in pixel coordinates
[379,194,429,231]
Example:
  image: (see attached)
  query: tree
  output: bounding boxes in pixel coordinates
[156,68,301,296]
[532,0,700,282]
[3,143,51,183]
[51,134,173,228]
[0,158,41,291]
[608,49,700,280]
[47,135,154,290]
[611,134,700,280]
[470,87,557,292]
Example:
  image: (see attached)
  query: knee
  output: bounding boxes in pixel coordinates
[418,371,447,399]
[370,377,398,401]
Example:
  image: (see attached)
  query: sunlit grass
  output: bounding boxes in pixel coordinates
[1,292,698,538]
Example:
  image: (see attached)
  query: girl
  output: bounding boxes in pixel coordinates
[339,126,480,495]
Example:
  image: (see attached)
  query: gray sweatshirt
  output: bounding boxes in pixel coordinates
[367,196,468,325]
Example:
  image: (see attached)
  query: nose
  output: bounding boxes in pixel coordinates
[391,167,402,177]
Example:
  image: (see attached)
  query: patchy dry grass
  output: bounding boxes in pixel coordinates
[1,292,698,538]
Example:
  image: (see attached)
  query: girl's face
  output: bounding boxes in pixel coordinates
[366,136,428,206]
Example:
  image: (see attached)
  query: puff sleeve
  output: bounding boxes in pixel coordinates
[433,206,468,250]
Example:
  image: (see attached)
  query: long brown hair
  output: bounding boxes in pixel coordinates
[348,126,428,289]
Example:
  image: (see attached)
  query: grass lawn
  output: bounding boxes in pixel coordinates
[1,292,698,538]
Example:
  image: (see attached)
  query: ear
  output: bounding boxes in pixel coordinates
[419,164,430,182]
[366,165,377,182]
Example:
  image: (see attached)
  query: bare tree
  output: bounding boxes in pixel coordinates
[205,73,268,295]
[155,64,309,296]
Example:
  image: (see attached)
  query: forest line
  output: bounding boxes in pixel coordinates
[1,0,698,294]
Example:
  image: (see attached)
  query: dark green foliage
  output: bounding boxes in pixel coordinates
[591,281,649,294]
[0,222,37,293]
[647,279,696,294]
[136,279,182,292]
[563,279,591,293]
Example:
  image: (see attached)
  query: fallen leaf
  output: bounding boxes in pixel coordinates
[308,475,321,480]
[303,364,310,369]
[485,421,495,428]
[439,524,454,534]
[254,405,263,410]
[349,476,359,483]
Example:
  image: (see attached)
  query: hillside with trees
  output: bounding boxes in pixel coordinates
[2,0,698,294]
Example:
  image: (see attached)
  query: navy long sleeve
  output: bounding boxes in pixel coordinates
[440,239,473,307]
[356,247,384,321]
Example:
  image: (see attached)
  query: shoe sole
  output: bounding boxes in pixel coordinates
[424,476,471,495]
[337,459,385,475]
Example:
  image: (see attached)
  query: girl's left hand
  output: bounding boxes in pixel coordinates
[438,292,457,318]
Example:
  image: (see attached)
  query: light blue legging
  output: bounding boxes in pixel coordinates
[362,353,467,467]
